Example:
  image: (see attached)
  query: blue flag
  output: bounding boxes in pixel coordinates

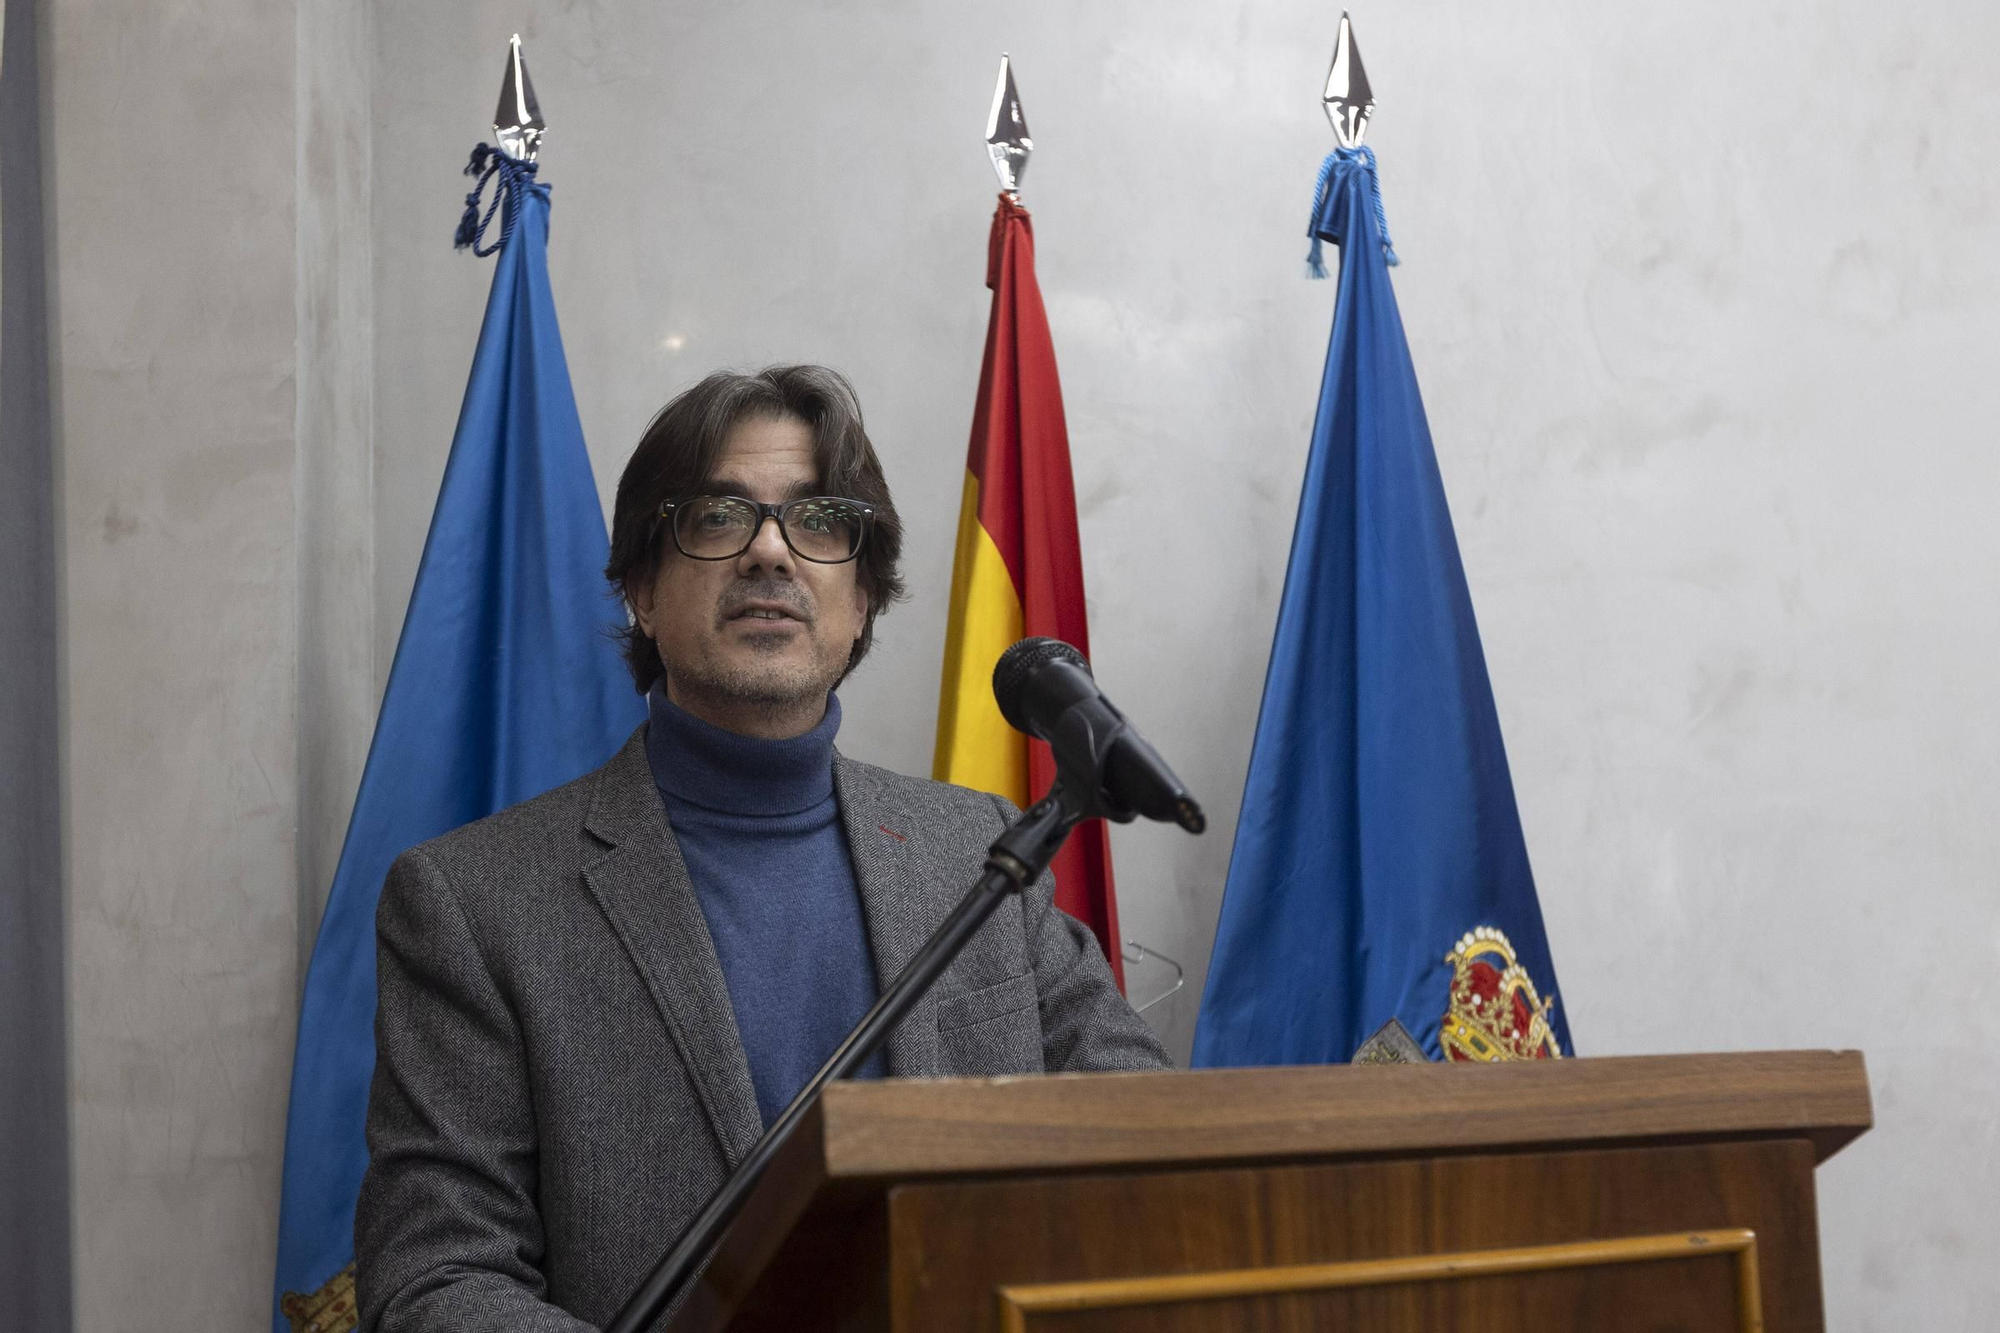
[270,149,644,1330]
[1191,147,1572,1069]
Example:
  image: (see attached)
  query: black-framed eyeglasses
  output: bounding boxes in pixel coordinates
[655,494,873,565]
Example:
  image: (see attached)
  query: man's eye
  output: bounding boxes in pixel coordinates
[699,506,744,529]
[795,502,855,533]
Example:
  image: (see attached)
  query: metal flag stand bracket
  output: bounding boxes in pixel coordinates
[1122,938,1186,1014]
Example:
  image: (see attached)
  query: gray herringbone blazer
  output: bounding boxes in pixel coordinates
[355,728,1169,1332]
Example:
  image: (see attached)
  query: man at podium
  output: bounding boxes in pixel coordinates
[353,365,1168,1331]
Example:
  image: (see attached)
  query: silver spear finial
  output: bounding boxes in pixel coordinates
[1322,12,1373,148]
[985,53,1032,196]
[495,34,545,162]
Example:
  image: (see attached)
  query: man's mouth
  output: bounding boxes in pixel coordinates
[723,599,809,626]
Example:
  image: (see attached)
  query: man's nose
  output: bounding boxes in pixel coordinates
[735,513,793,573]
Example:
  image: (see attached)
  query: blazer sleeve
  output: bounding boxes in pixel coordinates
[354,846,597,1333]
[987,794,1175,1073]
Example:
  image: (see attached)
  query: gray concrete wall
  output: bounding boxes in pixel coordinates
[38,1,1998,1329]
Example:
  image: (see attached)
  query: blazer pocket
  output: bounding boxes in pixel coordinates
[936,973,1036,1032]
[934,973,1043,1076]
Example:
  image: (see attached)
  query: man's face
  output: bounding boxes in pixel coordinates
[630,413,869,737]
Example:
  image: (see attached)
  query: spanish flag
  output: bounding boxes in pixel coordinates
[935,194,1124,989]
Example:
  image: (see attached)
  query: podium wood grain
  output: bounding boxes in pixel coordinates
[890,1140,1813,1331]
[820,1050,1869,1175]
[668,1051,1868,1333]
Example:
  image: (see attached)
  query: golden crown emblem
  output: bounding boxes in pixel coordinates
[1440,926,1561,1062]
[281,1261,359,1333]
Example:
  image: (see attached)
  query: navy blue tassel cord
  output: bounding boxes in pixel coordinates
[454,143,546,257]
[1306,144,1399,278]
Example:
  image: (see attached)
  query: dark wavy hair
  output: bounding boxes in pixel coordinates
[605,365,906,694]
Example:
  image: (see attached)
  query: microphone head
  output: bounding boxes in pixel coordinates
[992,636,1089,736]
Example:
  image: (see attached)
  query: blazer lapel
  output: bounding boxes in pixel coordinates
[581,731,763,1166]
[834,752,959,1079]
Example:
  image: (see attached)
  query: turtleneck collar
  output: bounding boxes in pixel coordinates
[644,682,840,818]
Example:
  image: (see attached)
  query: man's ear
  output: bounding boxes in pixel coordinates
[629,578,658,639]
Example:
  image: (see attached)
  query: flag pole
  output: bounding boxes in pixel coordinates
[1194,12,1569,1070]
[951,54,1187,995]
[273,32,648,1329]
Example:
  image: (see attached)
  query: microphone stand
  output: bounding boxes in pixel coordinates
[602,786,1086,1333]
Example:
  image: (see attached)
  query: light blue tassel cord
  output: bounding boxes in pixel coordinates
[1305,144,1399,278]
[454,143,546,256]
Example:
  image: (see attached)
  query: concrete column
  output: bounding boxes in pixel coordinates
[295,0,375,967]
[1,0,74,1325]
[45,0,371,1323]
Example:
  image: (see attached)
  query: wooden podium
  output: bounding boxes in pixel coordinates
[664,1050,1869,1333]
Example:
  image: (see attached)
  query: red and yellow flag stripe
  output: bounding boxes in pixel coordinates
[936,469,1028,802]
[935,195,1125,989]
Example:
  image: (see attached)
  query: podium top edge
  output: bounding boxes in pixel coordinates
[813,1049,1872,1179]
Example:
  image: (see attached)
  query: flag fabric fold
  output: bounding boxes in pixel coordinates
[935,194,1124,989]
[270,154,643,1331]
[1192,148,1571,1068]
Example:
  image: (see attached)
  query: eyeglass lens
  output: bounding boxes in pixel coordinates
[674,496,866,563]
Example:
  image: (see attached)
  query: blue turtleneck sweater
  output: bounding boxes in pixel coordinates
[644,685,887,1127]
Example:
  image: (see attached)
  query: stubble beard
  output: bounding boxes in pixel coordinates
[676,633,838,711]
[660,580,850,723]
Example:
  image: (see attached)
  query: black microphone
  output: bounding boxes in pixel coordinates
[992,638,1206,833]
